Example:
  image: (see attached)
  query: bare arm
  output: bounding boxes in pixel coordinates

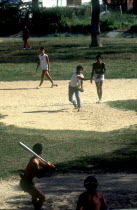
[39,159,55,170]
[103,63,106,74]
[46,55,50,72]
[90,64,95,83]
[36,58,40,71]
[77,76,91,81]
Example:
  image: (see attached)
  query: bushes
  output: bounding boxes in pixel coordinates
[100,12,137,31]
[31,6,91,34]
[0,7,21,35]
[0,5,137,35]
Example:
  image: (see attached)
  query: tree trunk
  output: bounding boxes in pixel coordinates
[133,0,137,14]
[90,0,101,47]
[32,0,39,10]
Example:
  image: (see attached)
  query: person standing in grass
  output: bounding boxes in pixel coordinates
[76,176,108,210]
[69,65,91,112]
[23,25,31,50]
[36,47,58,89]
[91,55,106,103]
[20,143,55,210]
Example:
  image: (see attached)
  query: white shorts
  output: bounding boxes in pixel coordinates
[93,74,104,82]
[41,65,48,71]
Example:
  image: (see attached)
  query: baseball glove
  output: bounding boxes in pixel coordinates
[78,87,84,92]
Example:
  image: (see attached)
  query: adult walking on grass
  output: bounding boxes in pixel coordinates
[69,65,91,112]
[23,25,31,50]
[91,55,106,103]
[36,47,58,89]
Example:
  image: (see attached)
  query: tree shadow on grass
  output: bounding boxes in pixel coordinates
[107,99,137,112]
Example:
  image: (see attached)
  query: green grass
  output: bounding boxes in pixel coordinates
[0,122,137,178]
[0,36,137,179]
[0,36,137,81]
[107,99,137,112]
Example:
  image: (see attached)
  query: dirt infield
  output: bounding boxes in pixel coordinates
[0,79,137,132]
[0,79,137,209]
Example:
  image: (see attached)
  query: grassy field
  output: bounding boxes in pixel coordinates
[0,35,137,81]
[0,120,137,178]
[0,35,137,179]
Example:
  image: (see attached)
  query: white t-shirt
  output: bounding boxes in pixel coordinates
[69,72,84,87]
[39,53,48,70]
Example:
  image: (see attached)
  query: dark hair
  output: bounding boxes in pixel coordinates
[40,47,45,51]
[33,143,43,155]
[84,176,98,191]
[96,55,102,60]
[76,65,83,72]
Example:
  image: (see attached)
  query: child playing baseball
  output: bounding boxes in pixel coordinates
[91,55,106,103]
[20,143,55,210]
[36,47,57,89]
[76,176,108,210]
[69,65,91,112]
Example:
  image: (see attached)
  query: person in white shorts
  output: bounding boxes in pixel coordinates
[69,65,91,112]
[91,55,106,103]
[36,47,57,88]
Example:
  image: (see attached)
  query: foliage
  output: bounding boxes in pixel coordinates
[100,12,137,31]
[0,4,137,35]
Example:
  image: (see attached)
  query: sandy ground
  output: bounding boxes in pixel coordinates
[0,79,137,210]
[0,79,137,132]
[1,173,137,210]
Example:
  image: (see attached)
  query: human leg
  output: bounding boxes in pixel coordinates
[45,71,54,85]
[38,71,46,87]
[69,86,77,107]
[95,81,103,103]
[95,82,100,102]
[98,81,103,101]
[75,88,81,110]
[28,186,45,210]
[26,39,31,48]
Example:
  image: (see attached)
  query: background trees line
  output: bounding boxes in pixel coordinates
[0,0,137,36]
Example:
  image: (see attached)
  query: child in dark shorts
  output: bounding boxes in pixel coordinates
[20,143,55,210]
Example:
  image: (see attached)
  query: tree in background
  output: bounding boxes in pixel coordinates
[90,0,101,47]
[133,0,137,14]
[32,0,39,10]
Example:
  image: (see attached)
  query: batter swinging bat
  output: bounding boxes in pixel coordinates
[19,142,47,163]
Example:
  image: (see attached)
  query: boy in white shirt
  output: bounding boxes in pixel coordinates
[69,65,91,112]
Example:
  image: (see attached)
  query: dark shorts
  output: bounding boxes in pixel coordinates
[20,178,34,192]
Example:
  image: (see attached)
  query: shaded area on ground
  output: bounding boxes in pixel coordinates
[1,173,137,209]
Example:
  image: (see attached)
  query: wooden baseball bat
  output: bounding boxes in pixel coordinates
[19,142,47,163]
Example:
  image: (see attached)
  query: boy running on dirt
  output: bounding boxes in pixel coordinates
[69,65,91,112]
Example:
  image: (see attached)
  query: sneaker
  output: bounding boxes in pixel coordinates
[37,86,40,89]
[73,101,77,108]
[51,84,58,88]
